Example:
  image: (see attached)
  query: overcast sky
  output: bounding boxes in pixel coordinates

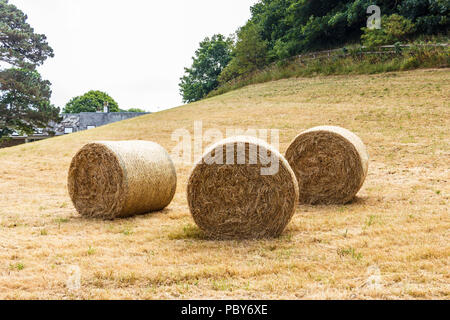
[9,0,257,112]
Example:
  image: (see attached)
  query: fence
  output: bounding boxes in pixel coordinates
[293,43,449,61]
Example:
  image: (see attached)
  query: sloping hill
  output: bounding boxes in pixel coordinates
[0,68,449,299]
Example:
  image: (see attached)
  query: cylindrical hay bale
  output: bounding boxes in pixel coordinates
[68,141,177,219]
[285,126,369,205]
[187,136,299,240]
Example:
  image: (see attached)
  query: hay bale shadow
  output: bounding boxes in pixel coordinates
[168,223,296,243]
[168,224,207,240]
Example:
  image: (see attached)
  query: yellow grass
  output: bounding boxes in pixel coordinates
[0,68,449,299]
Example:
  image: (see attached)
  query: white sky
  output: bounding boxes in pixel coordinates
[9,0,257,112]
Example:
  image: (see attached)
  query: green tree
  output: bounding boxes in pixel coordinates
[219,23,268,83]
[213,0,448,84]
[398,0,449,34]
[252,0,378,59]
[0,0,59,139]
[243,0,448,61]
[0,0,54,68]
[0,68,60,137]
[63,90,119,113]
[179,34,233,103]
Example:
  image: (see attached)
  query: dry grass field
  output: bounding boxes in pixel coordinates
[0,68,449,300]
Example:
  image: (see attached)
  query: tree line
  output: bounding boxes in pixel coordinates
[179,0,449,103]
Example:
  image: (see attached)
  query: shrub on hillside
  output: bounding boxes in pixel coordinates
[362,14,416,48]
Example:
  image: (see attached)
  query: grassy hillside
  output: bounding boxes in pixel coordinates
[210,44,450,98]
[0,68,449,299]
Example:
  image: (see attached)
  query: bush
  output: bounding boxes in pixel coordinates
[384,14,416,41]
[362,14,416,49]
[361,28,390,48]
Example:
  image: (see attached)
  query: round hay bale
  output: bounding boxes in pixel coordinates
[68,141,177,219]
[285,126,369,205]
[187,136,299,240]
